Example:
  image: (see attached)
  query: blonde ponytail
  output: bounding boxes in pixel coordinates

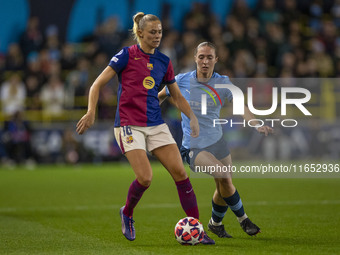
[132,12,145,44]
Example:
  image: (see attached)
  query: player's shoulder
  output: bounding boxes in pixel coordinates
[110,46,129,60]
[175,70,195,83]
[154,48,170,61]
[109,47,130,69]
[213,72,231,82]
[154,50,174,71]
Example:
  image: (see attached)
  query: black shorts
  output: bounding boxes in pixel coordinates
[180,136,230,170]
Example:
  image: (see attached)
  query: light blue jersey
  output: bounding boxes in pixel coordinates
[166,70,233,149]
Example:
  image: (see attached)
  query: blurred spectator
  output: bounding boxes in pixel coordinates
[61,128,90,164]
[45,25,61,61]
[214,44,231,74]
[256,0,281,34]
[319,20,337,56]
[97,80,116,120]
[88,52,109,83]
[40,75,65,118]
[25,74,42,110]
[233,50,256,77]
[39,49,53,75]
[177,31,198,72]
[230,0,252,21]
[309,0,323,33]
[24,51,46,85]
[65,57,90,100]
[0,73,26,116]
[2,111,35,165]
[332,0,340,27]
[5,43,25,71]
[226,18,253,58]
[19,16,43,59]
[280,0,300,34]
[95,17,127,57]
[246,18,260,43]
[310,38,335,77]
[0,54,6,81]
[279,52,296,74]
[183,2,212,39]
[60,43,77,70]
[265,23,285,75]
[159,31,180,72]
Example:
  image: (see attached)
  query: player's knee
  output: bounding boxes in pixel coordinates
[218,178,233,190]
[138,175,153,187]
[174,168,188,182]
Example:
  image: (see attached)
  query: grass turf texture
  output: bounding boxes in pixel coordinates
[0,162,339,255]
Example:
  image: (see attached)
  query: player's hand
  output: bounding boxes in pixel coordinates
[257,125,273,136]
[190,114,199,137]
[76,111,95,135]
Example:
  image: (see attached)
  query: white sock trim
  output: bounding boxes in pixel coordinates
[237,213,248,223]
[210,218,223,226]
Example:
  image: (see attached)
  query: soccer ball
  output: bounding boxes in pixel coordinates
[174,217,204,245]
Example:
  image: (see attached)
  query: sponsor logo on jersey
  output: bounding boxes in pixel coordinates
[147,63,153,70]
[134,57,141,60]
[143,76,155,89]
[111,57,118,62]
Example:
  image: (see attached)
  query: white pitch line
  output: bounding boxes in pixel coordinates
[0,200,340,213]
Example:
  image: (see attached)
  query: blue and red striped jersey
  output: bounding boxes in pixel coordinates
[109,44,175,127]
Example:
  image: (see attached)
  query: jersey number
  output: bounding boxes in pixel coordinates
[122,126,132,136]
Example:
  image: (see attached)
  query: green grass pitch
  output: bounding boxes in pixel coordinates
[1,162,339,254]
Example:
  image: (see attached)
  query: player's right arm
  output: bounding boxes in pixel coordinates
[76,66,116,134]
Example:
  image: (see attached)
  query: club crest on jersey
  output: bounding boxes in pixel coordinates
[126,136,133,144]
[143,76,155,89]
[147,63,153,70]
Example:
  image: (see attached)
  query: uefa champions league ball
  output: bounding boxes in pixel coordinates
[174,217,204,245]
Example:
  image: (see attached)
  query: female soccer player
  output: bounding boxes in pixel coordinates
[159,42,273,238]
[76,13,214,244]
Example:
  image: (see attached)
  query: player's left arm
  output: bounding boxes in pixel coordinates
[243,105,274,136]
[167,82,199,137]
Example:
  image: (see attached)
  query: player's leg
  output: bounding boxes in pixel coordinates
[146,124,199,218]
[220,155,261,236]
[194,151,232,238]
[153,144,215,245]
[152,144,199,218]
[148,124,215,244]
[124,149,153,215]
[115,126,152,241]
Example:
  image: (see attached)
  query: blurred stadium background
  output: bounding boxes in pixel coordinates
[0,0,339,167]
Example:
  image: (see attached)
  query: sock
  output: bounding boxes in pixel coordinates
[123,179,149,217]
[223,190,246,219]
[237,213,248,223]
[175,178,199,219]
[211,200,228,225]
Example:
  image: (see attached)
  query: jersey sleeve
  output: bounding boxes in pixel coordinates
[108,47,129,73]
[165,73,184,97]
[162,60,176,85]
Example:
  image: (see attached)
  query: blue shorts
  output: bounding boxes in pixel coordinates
[180,136,230,170]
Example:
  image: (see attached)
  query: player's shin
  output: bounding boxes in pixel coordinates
[175,177,199,219]
[123,179,149,217]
